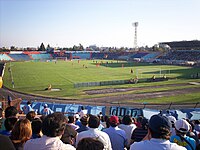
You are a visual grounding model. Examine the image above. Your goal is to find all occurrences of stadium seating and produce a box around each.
[91,53,105,59]
[0,54,12,61]
[72,53,91,59]
[130,52,149,59]
[160,40,200,50]
[8,54,31,61]
[30,54,52,60]
[158,50,200,61]
[142,52,160,60]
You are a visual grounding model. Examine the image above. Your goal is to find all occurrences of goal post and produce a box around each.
[136,68,164,79]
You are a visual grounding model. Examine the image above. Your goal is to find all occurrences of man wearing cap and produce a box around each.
[41,104,54,116]
[167,116,177,136]
[103,115,128,150]
[170,119,196,150]
[130,114,186,150]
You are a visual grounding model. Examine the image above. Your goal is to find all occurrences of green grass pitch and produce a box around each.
[3,60,200,103]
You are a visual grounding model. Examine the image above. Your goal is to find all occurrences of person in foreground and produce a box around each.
[77,137,104,150]
[170,119,196,150]
[24,112,76,150]
[76,114,112,150]
[130,114,187,150]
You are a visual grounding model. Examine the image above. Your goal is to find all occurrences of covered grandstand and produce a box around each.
[158,40,200,66]
[160,40,200,50]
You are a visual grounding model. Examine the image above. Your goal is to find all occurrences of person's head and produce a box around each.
[80,115,89,126]
[26,111,36,122]
[4,117,18,131]
[0,108,3,118]
[141,118,148,130]
[31,118,42,135]
[88,115,100,128]
[27,101,32,105]
[43,104,48,108]
[80,106,85,110]
[175,119,190,135]
[42,112,67,137]
[148,114,171,140]
[167,116,176,128]
[103,115,110,128]
[5,106,18,118]
[74,114,80,121]
[109,116,119,127]
[122,115,133,125]
[10,119,32,143]
[77,137,104,150]
[137,116,143,123]
[68,116,75,123]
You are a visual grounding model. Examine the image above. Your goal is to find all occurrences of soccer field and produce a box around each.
[3,60,200,105]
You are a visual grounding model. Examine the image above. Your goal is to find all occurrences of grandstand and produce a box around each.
[160,40,200,50]
[0,54,12,61]
[158,40,200,66]
[30,53,52,60]
[8,54,32,61]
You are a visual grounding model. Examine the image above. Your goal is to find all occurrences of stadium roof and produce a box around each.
[159,40,200,50]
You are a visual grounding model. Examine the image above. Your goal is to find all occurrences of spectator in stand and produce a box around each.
[97,114,105,131]
[74,113,81,127]
[77,137,104,150]
[167,115,177,136]
[26,111,36,122]
[134,116,143,128]
[31,118,43,139]
[40,104,54,116]
[76,115,89,133]
[170,119,196,150]
[0,106,18,131]
[10,118,32,150]
[0,134,15,150]
[79,106,88,118]
[0,117,18,136]
[7,95,12,106]
[186,120,200,148]
[194,120,200,133]
[130,117,148,144]
[76,114,112,150]
[0,108,3,119]
[22,101,34,115]
[68,115,79,130]
[24,112,76,150]
[130,114,186,150]
[103,115,128,150]
[118,115,137,148]
[61,117,78,146]
[103,115,110,128]
[5,106,18,119]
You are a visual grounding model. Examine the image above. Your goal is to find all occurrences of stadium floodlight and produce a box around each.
[132,22,139,50]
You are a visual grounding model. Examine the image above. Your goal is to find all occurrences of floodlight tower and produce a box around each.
[132,22,138,50]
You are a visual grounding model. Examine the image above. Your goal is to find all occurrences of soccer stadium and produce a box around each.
[0,40,200,119]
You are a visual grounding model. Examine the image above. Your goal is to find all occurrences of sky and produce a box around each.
[0,0,200,48]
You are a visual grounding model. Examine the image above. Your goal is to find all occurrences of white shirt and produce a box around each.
[68,123,79,130]
[118,123,136,147]
[130,138,187,150]
[24,135,76,150]
[76,128,112,150]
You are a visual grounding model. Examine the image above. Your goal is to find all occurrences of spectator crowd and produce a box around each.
[0,105,200,150]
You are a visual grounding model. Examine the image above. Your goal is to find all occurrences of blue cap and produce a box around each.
[149,115,170,133]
